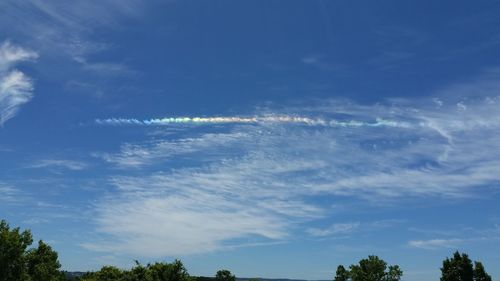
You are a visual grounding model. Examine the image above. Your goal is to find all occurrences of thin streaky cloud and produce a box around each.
[0,40,38,71]
[30,159,88,171]
[408,238,463,250]
[0,183,25,203]
[0,41,38,126]
[95,115,409,128]
[307,222,361,237]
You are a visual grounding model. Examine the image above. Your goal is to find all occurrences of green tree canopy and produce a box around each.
[333,265,349,281]
[441,251,473,281]
[0,219,33,281]
[81,259,192,281]
[214,270,235,281]
[95,266,124,281]
[334,255,402,281]
[26,240,64,281]
[148,260,191,281]
[473,261,492,281]
[0,219,64,281]
[440,251,492,281]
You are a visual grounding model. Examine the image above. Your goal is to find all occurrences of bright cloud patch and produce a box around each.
[0,41,38,126]
[30,159,88,171]
[307,222,361,237]
[88,93,500,257]
[408,238,463,250]
[95,115,408,128]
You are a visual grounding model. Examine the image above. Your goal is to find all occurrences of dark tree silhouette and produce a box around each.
[333,265,349,281]
[215,270,236,281]
[440,251,492,281]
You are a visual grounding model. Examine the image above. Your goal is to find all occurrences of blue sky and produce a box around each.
[1,1,500,280]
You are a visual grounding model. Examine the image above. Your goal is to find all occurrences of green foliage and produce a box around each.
[334,255,402,281]
[385,265,403,281]
[26,240,64,281]
[0,219,64,281]
[148,260,190,281]
[440,252,492,281]
[473,261,492,281]
[441,251,473,281]
[94,266,124,281]
[0,220,33,281]
[440,251,474,281]
[123,261,148,281]
[215,270,235,281]
[333,265,349,281]
[81,259,192,281]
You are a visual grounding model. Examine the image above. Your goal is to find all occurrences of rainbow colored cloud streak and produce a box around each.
[95,115,410,128]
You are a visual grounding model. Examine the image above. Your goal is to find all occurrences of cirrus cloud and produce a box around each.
[86,70,500,257]
[0,41,38,126]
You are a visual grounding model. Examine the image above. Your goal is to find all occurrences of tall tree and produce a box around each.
[333,265,349,281]
[26,240,64,281]
[440,251,474,281]
[473,261,492,281]
[0,219,33,281]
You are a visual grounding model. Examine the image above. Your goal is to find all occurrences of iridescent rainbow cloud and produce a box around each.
[95,115,410,128]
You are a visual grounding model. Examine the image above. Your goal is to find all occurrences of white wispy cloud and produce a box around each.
[408,239,463,250]
[0,41,38,126]
[30,159,88,171]
[307,222,361,237]
[84,156,324,256]
[73,56,136,77]
[0,1,141,82]
[0,183,23,203]
[307,219,405,238]
[408,224,500,251]
[95,132,250,168]
[88,71,500,257]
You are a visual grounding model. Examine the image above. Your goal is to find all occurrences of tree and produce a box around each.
[473,261,492,281]
[440,251,474,281]
[334,256,402,281]
[0,220,65,281]
[214,270,235,281]
[123,260,149,281]
[386,265,403,281]
[80,259,193,281]
[333,265,349,281]
[26,240,64,281]
[148,260,191,281]
[440,251,492,281]
[82,266,124,281]
[0,219,33,281]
